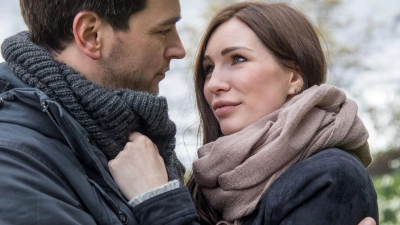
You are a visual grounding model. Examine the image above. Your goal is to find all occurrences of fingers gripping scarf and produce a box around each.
[193,84,372,222]
[1,31,183,180]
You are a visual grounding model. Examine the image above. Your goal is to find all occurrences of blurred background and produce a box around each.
[1,0,399,223]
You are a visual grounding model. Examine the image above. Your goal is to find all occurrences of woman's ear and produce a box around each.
[72,11,103,60]
[287,72,304,95]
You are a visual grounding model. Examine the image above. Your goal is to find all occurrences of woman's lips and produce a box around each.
[214,105,238,117]
[212,101,240,117]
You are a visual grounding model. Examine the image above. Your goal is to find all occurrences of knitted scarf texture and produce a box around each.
[192,84,372,223]
[1,31,182,180]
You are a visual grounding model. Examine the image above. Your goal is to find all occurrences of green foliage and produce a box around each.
[367,86,400,149]
[373,173,400,225]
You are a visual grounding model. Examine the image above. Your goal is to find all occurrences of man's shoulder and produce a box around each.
[0,86,83,175]
[0,116,77,178]
[0,63,13,92]
[0,62,29,90]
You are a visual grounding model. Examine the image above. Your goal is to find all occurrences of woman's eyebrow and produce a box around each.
[203,55,212,62]
[221,46,253,56]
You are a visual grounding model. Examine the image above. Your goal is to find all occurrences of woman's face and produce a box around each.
[203,18,301,135]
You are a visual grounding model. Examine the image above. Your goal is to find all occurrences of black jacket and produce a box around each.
[242,148,379,225]
[0,62,199,225]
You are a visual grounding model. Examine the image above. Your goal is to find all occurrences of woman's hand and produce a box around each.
[358,217,376,225]
[108,132,168,200]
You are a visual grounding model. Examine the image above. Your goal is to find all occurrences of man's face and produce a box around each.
[99,0,186,94]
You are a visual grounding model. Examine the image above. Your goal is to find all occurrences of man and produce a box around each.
[0,0,377,224]
[0,0,198,224]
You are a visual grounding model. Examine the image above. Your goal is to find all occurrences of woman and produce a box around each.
[186,2,378,224]
[108,2,378,225]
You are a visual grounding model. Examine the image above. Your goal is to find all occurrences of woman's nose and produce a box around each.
[206,68,230,94]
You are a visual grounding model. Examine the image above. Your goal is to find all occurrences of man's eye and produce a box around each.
[160,29,172,35]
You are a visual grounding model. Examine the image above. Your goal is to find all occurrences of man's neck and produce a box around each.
[53,43,98,83]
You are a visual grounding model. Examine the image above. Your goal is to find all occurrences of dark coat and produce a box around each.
[242,148,379,225]
[0,62,199,225]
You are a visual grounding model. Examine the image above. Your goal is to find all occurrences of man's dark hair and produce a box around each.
[19,0,147,53]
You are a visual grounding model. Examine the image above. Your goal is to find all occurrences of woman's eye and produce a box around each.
[204,65,214,74]
[233,55,246,63]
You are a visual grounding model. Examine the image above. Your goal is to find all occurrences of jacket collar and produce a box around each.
[0,62,122,198]
[0,63,30,91]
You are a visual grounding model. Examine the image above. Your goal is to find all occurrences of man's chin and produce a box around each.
[137,86,159,96]
[121,83,158,95]
[150,89,159,96]
[147,83,160,96]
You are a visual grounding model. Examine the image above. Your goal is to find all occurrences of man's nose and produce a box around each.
[165,26,186,60]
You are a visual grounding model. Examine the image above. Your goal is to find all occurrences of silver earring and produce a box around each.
[295,83,304,94]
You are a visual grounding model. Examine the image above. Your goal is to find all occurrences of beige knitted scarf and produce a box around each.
[192,84,372,223]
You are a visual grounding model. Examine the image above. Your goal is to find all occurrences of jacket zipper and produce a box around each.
[42,101,129,223]
[42,101,75,151]
[43,100,183,198]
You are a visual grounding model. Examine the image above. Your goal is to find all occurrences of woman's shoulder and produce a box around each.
[250,148,378,225]
[269,148,374,196]
[288,148,370,178]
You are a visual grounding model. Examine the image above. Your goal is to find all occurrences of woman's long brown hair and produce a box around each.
[188,2,327,224]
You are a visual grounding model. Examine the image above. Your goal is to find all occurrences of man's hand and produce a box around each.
[358,217,376,225]
[108,132,168,200]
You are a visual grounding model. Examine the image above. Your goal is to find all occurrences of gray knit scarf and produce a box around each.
[1,31,183,180]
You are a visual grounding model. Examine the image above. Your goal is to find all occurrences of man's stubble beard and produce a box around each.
[103,67,156,94]
[99,40,159,95]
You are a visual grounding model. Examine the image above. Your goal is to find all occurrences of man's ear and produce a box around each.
[73,11,103,60]
[287,72,304,95]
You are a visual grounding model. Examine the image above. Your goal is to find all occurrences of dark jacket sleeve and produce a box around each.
[133,187,200,225]
[244,148,379,225]
[0,140,200,225]
[0,143,98,225]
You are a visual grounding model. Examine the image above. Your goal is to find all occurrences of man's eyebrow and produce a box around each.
[158,15,182,26]
[221,46,253,56]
